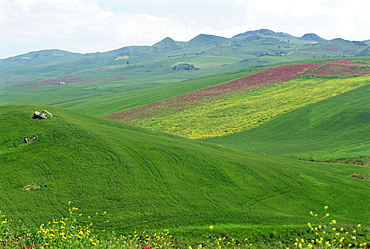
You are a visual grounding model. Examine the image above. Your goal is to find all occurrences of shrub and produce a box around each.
[351,173,369,180]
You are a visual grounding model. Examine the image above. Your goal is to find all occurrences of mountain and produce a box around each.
[1,29,369,99]
[182,34,229,50]
[146,37,183,54]
[330,38,368,47]
[300,33,326,42]
[357,47,370,57]
[231,34,288,45]
[232,29,292,39]
[364,39,370,46]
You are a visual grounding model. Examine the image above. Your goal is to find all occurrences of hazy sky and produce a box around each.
[1,0,370,58]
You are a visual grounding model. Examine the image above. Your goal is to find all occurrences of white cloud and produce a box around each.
[237,0,370,40]
[1,0,370,58]
[0,0,198,58]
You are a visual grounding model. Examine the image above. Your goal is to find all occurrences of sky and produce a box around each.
[1,0,370,58]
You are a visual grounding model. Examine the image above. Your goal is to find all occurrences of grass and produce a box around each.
[167,75,365,137]
[2,58,367,119]
[0,105,370,236]
[104,61,370,139]
[2,54,370,248]
[0,204,369,248]
[205,83,370,161]
[0,65,274,116]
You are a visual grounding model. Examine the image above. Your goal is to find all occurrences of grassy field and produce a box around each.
[1,105,370,236]
[104,60,370,139]
[0,65,274,116]
[1,207,369,248]
[205,83,370,161]
[2,58,368,119]
[2,54,370,247]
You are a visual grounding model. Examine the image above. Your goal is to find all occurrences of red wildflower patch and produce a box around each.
[324,46,340,52]
[310,60,370,76]
[15,77,128,87]
[104,62,325,124]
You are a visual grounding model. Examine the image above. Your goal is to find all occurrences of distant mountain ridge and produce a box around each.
[1,29,369,88]
[233,29,293,38]
[5,29,369,60]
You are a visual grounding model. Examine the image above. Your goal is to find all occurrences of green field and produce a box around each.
[101,60,370,140]
[1,105,370,233]
[0,65,273,116]
[205,83,370,161]
[1,35,370,247]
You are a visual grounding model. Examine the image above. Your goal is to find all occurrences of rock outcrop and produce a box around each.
[33,110,53,119]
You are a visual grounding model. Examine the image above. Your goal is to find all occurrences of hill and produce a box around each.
[104,59,370,139]
[300,33,326,42]
[1,105,370,233]
[232,29,293,39]
[146,37,184,54]
[1,29,369,90]
[183,34,229,50]
[205,83,370,161]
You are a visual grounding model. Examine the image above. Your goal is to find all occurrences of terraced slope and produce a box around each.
[1,105,370,232]
[104,60,370,138]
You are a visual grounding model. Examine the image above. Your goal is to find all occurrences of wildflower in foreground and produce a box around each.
[293,206,369,249]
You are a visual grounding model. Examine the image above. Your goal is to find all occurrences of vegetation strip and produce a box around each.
[103,62,323,124]
[104,60,370,138]
[0,205,369,248]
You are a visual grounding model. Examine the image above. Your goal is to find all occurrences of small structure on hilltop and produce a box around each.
[33,110,54,119]
[57,81,66,85]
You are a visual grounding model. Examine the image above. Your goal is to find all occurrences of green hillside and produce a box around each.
[104,59,370,139]
[0,64,274,116]
[205,83,370,161]
[2,29,370,248]
[2,29,369,91]
[1,105,370,234]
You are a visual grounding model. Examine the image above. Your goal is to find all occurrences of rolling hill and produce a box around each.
[1,105,370,234]
[205,83,370,161]
[103,59,370,139]
[1,29,369,90]
[2,28,370,246]
[97,58,370,167]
